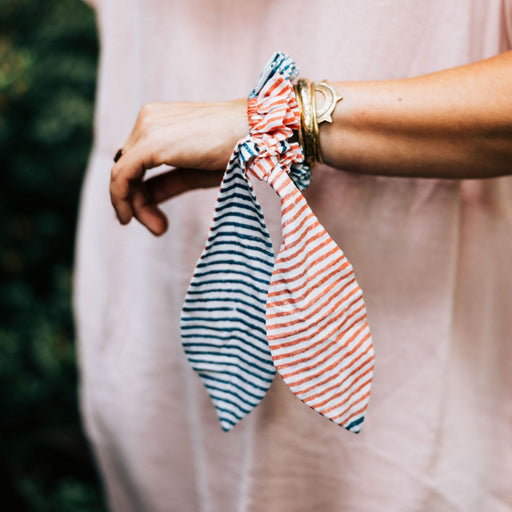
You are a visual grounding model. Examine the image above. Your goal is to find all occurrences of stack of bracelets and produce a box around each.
[293,80,343,167]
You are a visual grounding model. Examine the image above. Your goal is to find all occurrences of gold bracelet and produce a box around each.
[293,82,306,162]
[294,78,318,167]
[294,79,343,167]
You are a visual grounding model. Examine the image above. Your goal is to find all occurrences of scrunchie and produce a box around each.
[181,53,374,433]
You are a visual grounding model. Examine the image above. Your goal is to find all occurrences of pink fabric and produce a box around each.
[73,1,512,510]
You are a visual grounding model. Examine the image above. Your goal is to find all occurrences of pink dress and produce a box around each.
[74,1,512,510]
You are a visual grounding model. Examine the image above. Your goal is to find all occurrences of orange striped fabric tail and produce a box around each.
[264,170,375,433]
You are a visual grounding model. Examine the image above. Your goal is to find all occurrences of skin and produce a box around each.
[109,50,512,237]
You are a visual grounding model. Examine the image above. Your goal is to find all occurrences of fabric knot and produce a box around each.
[244,137,301,185]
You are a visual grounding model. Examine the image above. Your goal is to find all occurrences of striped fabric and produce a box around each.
[181,53,374,433]
[181,154,276,432]
[265,171,374,433]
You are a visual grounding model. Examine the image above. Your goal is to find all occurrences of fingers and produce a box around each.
[144,168,224,204]
[130,181,169,236]
[110,138,164,224]
[112,167,224,236]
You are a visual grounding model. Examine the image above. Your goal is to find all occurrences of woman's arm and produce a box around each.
[321,50,512,179]
[110,51,512,236]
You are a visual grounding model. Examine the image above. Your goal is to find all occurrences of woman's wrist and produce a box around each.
[224,97,250,148]
[317,81,397,174]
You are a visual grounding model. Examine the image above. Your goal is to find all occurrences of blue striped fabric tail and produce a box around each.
[181,147,276,431]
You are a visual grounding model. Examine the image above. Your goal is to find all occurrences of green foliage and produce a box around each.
[0,0,106,509]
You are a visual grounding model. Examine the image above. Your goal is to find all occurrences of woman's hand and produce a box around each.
[110,99,248,236]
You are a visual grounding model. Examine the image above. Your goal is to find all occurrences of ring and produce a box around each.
[113,148,124,163]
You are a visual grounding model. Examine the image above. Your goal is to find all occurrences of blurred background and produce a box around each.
[0,0,107,509]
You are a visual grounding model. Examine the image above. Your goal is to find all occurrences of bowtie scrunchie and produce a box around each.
[181,52,375,433]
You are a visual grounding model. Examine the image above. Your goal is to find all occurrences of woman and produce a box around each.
[75,0,512,510]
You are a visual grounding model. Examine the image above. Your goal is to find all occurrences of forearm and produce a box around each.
[320,51,512,179]
[110,52,512,235]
